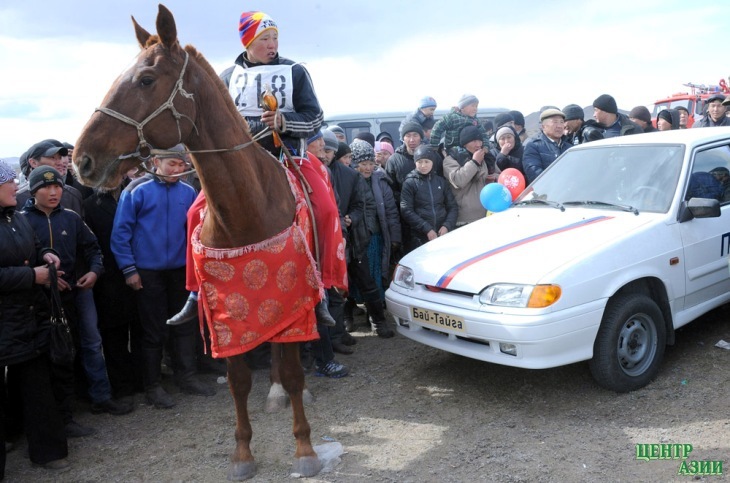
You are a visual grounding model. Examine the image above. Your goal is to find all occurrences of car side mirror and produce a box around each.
[678,197,721,222]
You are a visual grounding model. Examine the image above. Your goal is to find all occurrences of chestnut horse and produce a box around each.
[73,5,322,480]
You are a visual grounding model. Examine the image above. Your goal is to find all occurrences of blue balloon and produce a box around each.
[480,183,512,213]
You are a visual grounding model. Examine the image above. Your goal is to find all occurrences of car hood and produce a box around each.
[399,208,657,293]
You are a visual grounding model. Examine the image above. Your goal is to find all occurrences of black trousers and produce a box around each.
[1,355,67,476]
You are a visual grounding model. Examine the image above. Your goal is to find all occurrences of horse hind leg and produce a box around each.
[266,345,314,412]
[225,355,256,481]
[275,342,322,477]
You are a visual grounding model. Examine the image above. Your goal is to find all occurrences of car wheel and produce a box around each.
[589,293,666,392]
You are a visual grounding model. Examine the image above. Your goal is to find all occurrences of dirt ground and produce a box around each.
[4,305,729,482]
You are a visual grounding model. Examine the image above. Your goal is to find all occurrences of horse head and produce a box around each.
[74,4,197,187]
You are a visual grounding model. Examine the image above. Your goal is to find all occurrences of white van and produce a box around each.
[323,107,507,148]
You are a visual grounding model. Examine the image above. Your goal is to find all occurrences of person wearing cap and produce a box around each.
[694,94,730,128]
[386,121,427,204]
[16,140,83,216]
[562,104,586,144]
[111,144,215,409]
[22,166,134,422]
[0,160,71,473]
[523,108,574,184]
[335,142,353,167]
[674,106,690,129]
[400,145,458,253]
[398,96,438,139]
[656,109,680,131]
[328,125,347,143]
[628,106,657,133]
[429,94,488,154]
[344,140,400,338]
[490,125,525,175]
[322,129,339,165]
[220,11,323,157]
[443,125,499,226]
[374,141,394,171]
[592,94,643,138]
[509,110,528,143]
[376,131,395,147]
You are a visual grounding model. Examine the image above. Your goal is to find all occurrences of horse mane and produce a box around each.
[183,44,251,136]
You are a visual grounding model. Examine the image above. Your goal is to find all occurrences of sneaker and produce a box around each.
[315,360,349,378]
[145,385,176,409]
[91,398,135,416]
[65,420,97,438]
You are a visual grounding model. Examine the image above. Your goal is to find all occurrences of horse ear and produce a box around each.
[132,16,151,48]
[155,4,178,49]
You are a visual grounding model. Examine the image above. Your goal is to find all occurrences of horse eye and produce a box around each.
[140,76,154,87]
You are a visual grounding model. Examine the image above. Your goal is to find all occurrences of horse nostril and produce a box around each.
[77,155,94,179]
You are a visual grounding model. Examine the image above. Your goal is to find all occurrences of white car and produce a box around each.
[386,127,730,392]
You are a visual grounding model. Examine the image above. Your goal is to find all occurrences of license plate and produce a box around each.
[411,306,465,332]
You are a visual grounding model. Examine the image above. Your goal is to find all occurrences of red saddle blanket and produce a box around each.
[191,170,322,358]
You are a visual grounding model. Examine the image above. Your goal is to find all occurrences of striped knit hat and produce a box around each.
[239,12,278,48]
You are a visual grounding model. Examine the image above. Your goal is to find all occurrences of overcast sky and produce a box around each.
[0,0,726,158]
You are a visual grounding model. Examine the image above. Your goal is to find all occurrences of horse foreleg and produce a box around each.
[276,342,322,477]
[226,354,256,481]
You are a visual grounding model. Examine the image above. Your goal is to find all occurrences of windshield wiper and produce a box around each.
[514,199,565,212]
[563,200,639,215]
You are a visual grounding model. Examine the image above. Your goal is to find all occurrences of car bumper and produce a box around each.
[385,287,605,369]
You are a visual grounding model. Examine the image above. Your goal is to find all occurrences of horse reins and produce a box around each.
[94,48,322,268]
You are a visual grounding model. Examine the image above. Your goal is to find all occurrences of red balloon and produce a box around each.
[497,168,526,200]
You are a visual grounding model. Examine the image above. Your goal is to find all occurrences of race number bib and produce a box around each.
[228,64,295,117]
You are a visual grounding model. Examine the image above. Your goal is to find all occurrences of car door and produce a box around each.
[679,143,730,310]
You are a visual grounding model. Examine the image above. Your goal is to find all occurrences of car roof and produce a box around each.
[573,126,730,150]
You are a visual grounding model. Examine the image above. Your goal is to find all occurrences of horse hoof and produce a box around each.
[227,460,256,481]
[264,394,288,413]
[302,388,315,406]
[291,456,322,477]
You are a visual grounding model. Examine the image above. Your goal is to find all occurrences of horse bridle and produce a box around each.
[94,50,265,170]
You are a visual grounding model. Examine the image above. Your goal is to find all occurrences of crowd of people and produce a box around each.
[3,8,730,477]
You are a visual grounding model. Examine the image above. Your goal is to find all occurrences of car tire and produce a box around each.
[589,293,666,392]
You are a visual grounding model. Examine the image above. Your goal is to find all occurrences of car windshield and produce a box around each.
[517,144,685,213]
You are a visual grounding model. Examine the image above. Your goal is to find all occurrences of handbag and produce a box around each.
[47,264,76,366]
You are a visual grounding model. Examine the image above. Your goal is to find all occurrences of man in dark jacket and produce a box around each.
[386,121,427,204]
[523,109,574,184]
[694,94,730,128]
[628,106,657,133]
[592,94,643,138]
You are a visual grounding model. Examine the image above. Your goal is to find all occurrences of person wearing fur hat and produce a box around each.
[592,94,643,138]
[429,94,489,154]
[694,94,730,128]
[656,108,680,131]
[443,126,499,226]
[629,106,656,133]
[523,109,574,184]
[398,96,438,138]
[400,145,458,252]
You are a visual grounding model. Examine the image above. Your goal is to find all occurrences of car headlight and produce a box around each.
[479,284,561,308]
[392,265,415,290]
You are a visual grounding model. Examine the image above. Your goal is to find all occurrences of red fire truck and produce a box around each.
[651,79,730,128]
